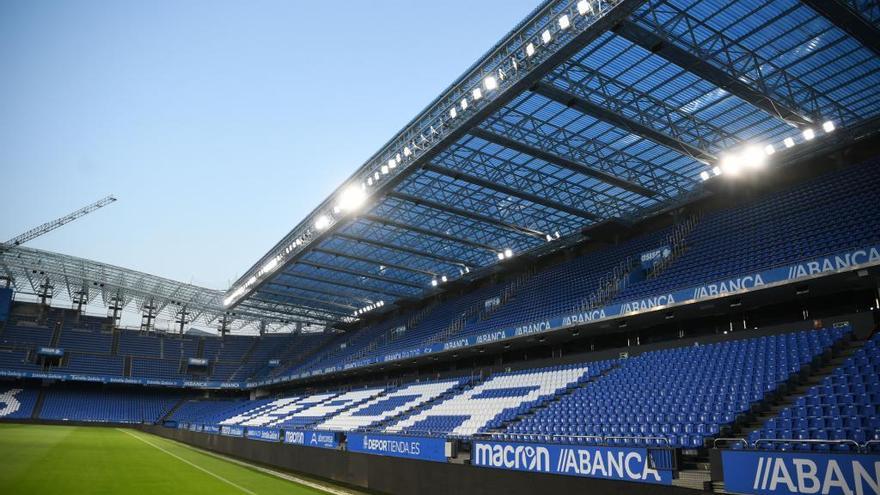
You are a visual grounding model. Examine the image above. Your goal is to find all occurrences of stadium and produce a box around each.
[2,0,880,494]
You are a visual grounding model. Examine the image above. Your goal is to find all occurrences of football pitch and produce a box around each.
[0,424,353,495]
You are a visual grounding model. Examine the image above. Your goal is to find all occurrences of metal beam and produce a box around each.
[423,162,602,222]
[313,246,438,277]
[276,271,411,299]
[238,298,342,323]
[469,127,659,197]
[799,0,880,57]
[332,233,472,268]
[387,191,548,240]
[296,258,424,290]
[361,214,501,252]
[614,21,813,126]
[255,288,358,312]
[267,280,372,304]
[532,82,716,162]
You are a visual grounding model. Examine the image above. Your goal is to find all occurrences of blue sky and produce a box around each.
[0,0,540,290]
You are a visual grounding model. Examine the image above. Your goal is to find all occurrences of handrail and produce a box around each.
[481,431,671,447]
[753,438,863,451]
[713,437,749,449]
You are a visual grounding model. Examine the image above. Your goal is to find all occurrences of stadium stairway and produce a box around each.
[160,396,191,423]
[111,331,119,356]
[30,387,46,420]
[722,332,866,445]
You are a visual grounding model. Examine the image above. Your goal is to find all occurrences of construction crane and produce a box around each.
[4,195,117,247]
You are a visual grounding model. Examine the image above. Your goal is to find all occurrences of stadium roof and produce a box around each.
[225,0,880,325]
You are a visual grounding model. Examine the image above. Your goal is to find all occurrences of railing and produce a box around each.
[713,436,873,452]
[646,211,701,280]
[574,256,635,313]
[480,431,672,447]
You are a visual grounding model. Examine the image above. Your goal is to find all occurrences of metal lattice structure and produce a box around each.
[5,195,117,247]
[225,0,880,323]
[0,245,326,334]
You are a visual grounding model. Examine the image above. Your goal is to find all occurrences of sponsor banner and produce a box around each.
[346,433,447,463]
[220,425,245,437]
[283,430,340,449]
[246,427,281,442]
[722,450,880,495]
[177,422,189,430]
[203,425,221,435]
[472,441,673,486]
[640,245,671,269]
[268,359,280,367]
[0,369,245,389]
[187,358,209,366]
[37,347,65,357]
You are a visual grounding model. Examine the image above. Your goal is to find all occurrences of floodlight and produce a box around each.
[472,87,483,100]
[337,185,367,212]
[720,154,741,175]
[577,0,592,15]
[314,215,331,231]
[764,144,775,155]
[558,15,570,30]
[381,165,389,175]
[541,29,552,44]
[546,234,553,242]
[504,248,513,258]
[822,121,835,133]
[497,252,505,260]
[712,166,722,176]
[525,43,536,57]
[403,146,412,157]
[460,98,468,110]
[700,171,710,181]
[742,145,765,168]
[484,76,498,91]
[449,107,457,119]
[783,137,795,148]
[441,275,448,283]
[431,279,438,287]
[802,128,815,141]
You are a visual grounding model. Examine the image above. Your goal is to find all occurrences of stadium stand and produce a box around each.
[747,332,880,452]
[0,387,39,419]
[38,387,184,423]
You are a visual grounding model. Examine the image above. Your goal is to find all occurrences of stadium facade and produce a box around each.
[3,0,880,493]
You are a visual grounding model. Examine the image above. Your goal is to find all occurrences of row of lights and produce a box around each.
[352,300,384,317]
[700,121,836,181]
[225,1,603,306]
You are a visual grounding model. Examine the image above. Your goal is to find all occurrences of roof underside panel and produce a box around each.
[234,0,880,324]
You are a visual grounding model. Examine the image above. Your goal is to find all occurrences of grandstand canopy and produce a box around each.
[226,0,880,325]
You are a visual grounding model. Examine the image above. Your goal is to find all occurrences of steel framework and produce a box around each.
[223,0,880,324]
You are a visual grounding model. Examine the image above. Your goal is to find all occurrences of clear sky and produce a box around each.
[0,0,540,290]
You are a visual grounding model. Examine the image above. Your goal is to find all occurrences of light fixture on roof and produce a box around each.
[525,43,536,58]
[720,154,742,176]
[546,234,553,242]
[802,128,815,141]
[541,29,552,44]
[558,14,570,30]
[783,137,796,148]
[337,185,367,213]
[700,170,710,181]
[472,87,483,100]
[484,76,498,91]
[367,177,373,186]
[504,248,513,259]
[460,98,468,111]
[380,165,389,175]
[742,145,766,169]
[403,146,412,157]
[497,252,505,261]
[388,158,397,170]
[431,279,438,287]
[712,166,722,176]
[441,275,448,283]
[822,120,836,133]
[764,144,775,156]
[554,231,560,239]
[577,0,593,15]
[314,215,331,231]
[449,107,457,119]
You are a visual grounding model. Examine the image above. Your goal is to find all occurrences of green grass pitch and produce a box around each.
[0,424,342,495]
